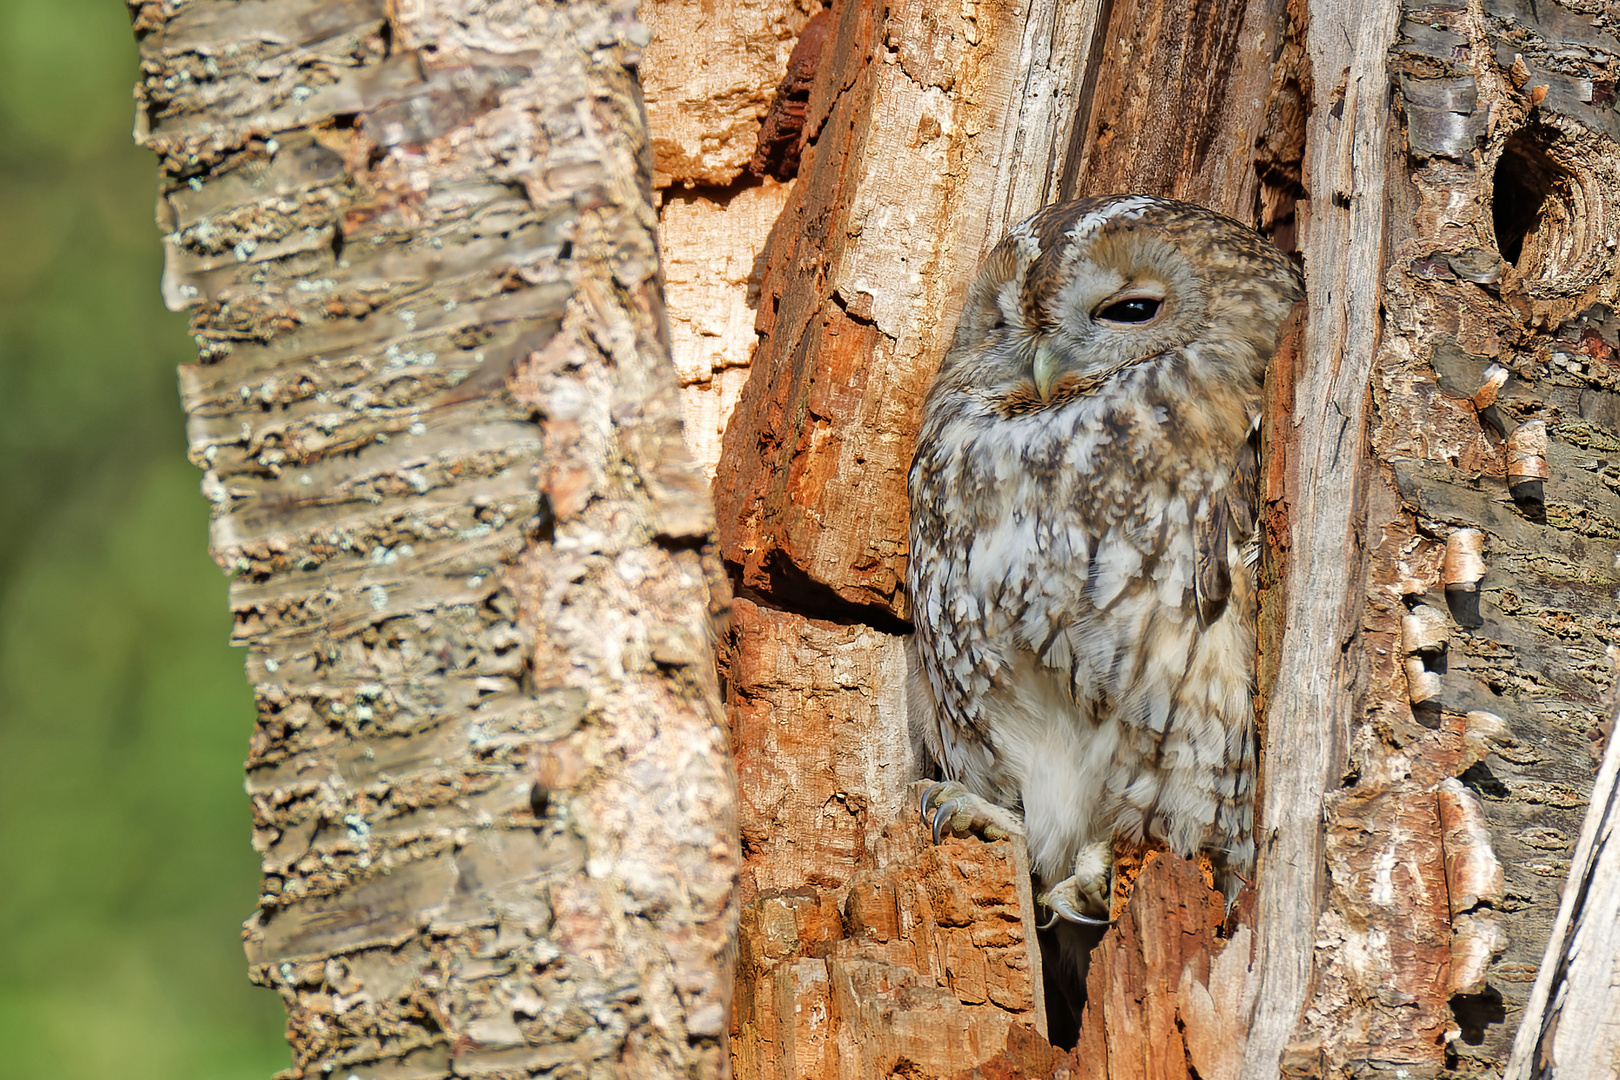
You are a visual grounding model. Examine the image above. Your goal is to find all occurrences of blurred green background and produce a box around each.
[0,0,287,1076]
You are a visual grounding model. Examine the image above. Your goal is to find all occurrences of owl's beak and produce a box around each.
[1031,342,1059,399]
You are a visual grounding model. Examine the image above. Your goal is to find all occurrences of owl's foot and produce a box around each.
[919,781,1023,846]
[1038,841,1115,927]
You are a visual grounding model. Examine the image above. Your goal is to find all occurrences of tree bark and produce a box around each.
[130,1,736,1077]
[1506,704,1620,1080]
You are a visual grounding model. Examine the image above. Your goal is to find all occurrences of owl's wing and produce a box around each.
[1193,418,1260,628]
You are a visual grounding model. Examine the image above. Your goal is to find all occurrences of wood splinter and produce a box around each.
[1505,420,1549,517]
[1443,528,1486,628]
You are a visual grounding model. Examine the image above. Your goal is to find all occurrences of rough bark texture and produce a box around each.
[1288,0,1620,1074]
[731,805,1047,1080]
[130,1,736,1077]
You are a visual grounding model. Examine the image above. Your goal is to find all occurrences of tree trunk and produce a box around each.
[1506,699,1620,1080]
[134,0,1620,1074]
[130,1,736,1077]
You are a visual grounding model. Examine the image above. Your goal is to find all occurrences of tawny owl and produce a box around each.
[908,195,1302,1004]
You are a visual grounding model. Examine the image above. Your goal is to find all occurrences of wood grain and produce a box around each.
[1242,1,1400,1075]
[1064,0,1292,221]
[1506,703,1620,1080]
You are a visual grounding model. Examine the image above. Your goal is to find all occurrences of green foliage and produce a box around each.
[0,0,286,1075]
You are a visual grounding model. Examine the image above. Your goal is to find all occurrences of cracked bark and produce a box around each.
[131,1,735,1077]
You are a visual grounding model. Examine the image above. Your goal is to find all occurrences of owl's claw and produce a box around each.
[919,783,945,823]
[1038,895,1114,928]
[931,798,961,844]
[917,780,1022,845]
[1037,839,1115,926]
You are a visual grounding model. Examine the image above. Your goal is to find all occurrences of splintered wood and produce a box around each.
[1072,855,1259,1080]
[722,603,1054,1077]
[1506,701,1620,1080]
[641,0,810,480]
[732,813,1047,1080]
[640,0,820,187]
[648,0,1118,1073]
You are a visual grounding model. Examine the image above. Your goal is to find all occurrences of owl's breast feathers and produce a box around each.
[910,360,1255,732]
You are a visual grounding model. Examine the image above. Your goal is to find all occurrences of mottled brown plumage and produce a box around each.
[908,195,1302,1022]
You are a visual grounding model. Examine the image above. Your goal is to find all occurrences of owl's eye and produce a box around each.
[1094,296,1163,324]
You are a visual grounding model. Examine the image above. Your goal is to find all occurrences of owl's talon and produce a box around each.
[1037,840,1114,925]
[915,780,1023,845]
[1040,894,1115,927]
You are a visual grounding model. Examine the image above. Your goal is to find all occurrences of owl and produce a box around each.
[908,195,1302,1018]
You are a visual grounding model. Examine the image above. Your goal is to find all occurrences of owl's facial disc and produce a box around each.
[1029,281,1172,398]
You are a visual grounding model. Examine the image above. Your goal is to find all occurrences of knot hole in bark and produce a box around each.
[1490,129,1574,276]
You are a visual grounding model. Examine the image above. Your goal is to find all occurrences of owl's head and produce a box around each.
[935,196,1303,412]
